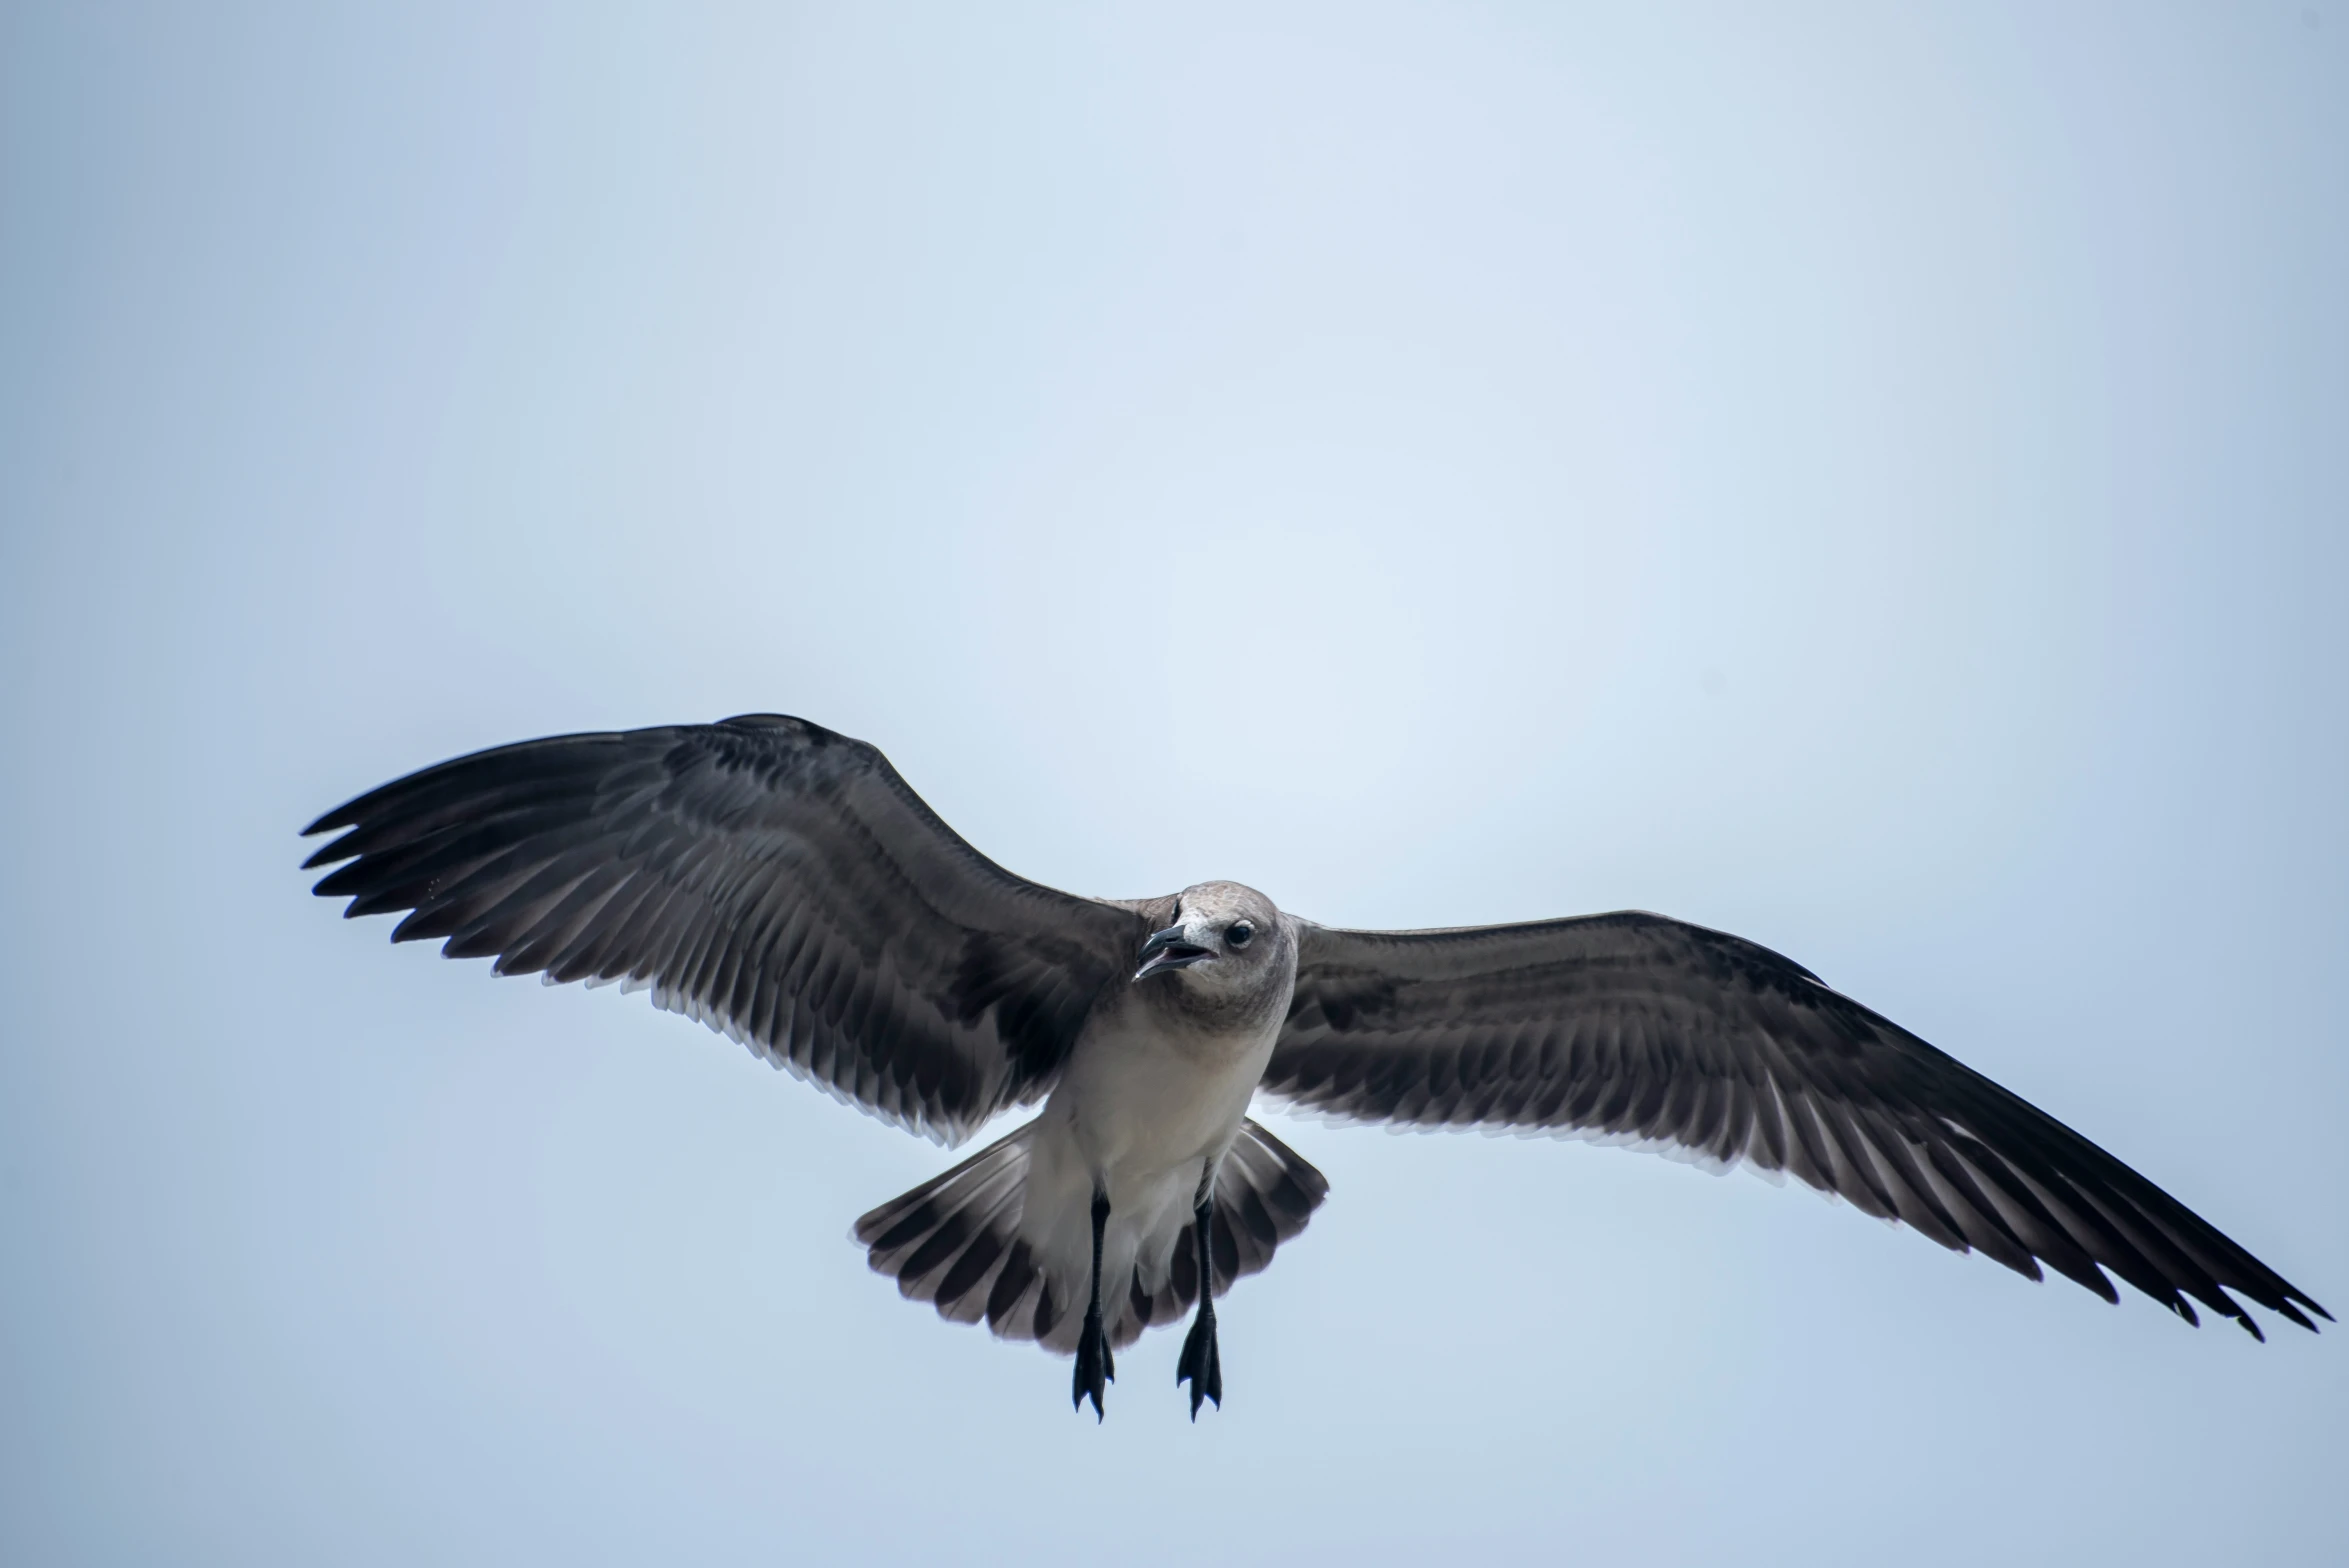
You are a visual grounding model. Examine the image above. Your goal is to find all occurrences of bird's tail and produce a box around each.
[853,1117,1328,1353]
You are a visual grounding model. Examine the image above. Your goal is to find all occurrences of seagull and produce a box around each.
[302,712,2325,1419]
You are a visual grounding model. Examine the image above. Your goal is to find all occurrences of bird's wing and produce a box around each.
[1264,911,2325,1337]
[303,714,1143,1144]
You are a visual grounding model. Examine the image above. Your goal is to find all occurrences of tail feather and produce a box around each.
[853,1117,1328,1354]
[854,1122,1046,1336]
[1130,1118,1328,1333]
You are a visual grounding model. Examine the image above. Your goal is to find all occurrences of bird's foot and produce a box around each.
[1177,1303,1222,1419]
[1072,1305,1114,1420]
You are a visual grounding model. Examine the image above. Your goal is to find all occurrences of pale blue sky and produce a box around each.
[3,4,2343,1563]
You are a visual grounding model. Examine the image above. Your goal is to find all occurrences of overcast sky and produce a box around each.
[4,4,2344,1563]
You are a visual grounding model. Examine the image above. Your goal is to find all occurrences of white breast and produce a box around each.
[1015,984,1288,1309]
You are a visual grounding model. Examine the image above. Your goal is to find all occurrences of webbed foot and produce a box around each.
[1176,1300,1222,1419]
[1073,1306,1114,1420]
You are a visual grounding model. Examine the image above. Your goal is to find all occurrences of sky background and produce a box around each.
[4,3,2344,1563]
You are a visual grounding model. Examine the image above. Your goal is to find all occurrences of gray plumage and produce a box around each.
[302,712,2324,1415]
[305,713,1130,1143]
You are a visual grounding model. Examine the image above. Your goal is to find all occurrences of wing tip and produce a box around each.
[301,837,357,872]
[2269,1292,2327,1334]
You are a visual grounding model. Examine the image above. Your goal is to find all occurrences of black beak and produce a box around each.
[1135,924,1212,981]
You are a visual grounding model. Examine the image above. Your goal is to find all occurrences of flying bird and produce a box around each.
[302,713,2325,1419]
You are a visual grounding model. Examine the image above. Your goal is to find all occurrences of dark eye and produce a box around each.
[1227,922,1254,949]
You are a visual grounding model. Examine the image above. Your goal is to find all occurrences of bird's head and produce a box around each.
[1133,882,1290,1005]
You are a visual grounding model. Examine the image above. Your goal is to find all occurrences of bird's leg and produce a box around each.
[1176,1172,1223,1419]
[1073,1186,1114,1420]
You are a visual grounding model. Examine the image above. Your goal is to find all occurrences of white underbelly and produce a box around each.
[1016,1013,1277,1299]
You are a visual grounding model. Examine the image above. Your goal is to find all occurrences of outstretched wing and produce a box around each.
[1263,912,2325,1338]
[303,714,1143,1144]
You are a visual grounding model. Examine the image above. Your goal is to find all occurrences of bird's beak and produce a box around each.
[1135,924,1212,981]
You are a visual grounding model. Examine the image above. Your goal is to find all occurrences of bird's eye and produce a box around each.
[1227,922,1254,948]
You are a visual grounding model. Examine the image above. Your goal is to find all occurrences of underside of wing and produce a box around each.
[303,714,1143,1143]
[1264,912,2326,1338]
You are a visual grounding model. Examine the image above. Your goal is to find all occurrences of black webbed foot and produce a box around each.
[1176,1299,1222,1418]
[1073,1305,1114,1420]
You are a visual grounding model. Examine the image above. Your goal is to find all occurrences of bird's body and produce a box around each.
[1013,885,1296,1356]
[302,712,2326,1418]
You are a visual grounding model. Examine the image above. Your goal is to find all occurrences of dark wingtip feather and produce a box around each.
[389,905,463,943]
[2080,1263,2120,1305]
[303,775,416,836]
[301,838,357,871]
[308,861,379,901]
